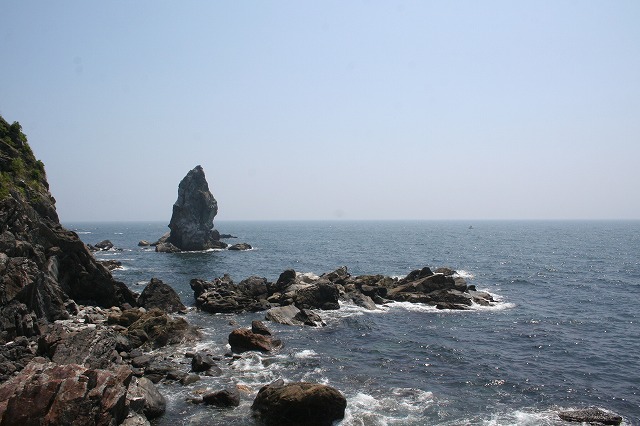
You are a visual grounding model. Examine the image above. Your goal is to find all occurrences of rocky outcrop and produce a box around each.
[0,115,137,346]
[191,266,497,323]
[252,379,347,426]
[162,166,226,251]
[190,276,270,313]
[558,408,622,425]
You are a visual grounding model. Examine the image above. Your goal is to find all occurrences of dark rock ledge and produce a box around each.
[190,265,497,325]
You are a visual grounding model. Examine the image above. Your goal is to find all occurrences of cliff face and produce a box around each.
[166,165,226,251]
[0,115,137,342]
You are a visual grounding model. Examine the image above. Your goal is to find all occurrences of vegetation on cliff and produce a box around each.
[0,115,48,200]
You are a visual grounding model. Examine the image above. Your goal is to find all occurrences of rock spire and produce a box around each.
[165,165,226,251]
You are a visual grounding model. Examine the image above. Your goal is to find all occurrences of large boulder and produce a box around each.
[124,308,199,349]
[127,376,166,419]
[252,380,347,426]
[137,278,186,313]
[0,359,132,425]
[165,165,227,251]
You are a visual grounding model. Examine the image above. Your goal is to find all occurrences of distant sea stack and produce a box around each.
[157,165,227,252]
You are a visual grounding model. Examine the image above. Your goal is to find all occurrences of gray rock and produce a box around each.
[265,305,325,327]
[165,165,227,251]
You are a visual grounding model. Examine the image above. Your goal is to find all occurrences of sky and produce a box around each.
[1,1,639,221]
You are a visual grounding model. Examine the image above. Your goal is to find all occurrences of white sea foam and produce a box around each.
[454,269,475,279]
[341,388,434,426]
[294,349,318,359]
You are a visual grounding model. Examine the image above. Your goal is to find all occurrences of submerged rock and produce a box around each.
[165,165,227,251]
[252,380,347,426]
[228,242,253,251]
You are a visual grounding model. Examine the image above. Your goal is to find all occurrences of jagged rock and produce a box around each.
[137,278,186,313]
[558,407,622,425]
[294,281,340,310]
[202,388,241,407]
[228,242,252,251]
[164,165,227,251]
[37,323,122,369]
[0,359,132,425]
[252,380,347,426]
[228,328,281,353]
[137,240,151,247]
[265,305,325,327]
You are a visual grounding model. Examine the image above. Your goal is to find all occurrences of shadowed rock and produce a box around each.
[137,278,186,313]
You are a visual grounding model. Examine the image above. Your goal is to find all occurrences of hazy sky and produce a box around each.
[2,1,639,221]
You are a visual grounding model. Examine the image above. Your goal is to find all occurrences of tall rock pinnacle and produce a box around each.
[166,165,226,251]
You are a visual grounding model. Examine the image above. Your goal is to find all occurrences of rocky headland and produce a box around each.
[0,117,198,424]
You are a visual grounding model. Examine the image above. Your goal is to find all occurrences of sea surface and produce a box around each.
[69,220,640,425]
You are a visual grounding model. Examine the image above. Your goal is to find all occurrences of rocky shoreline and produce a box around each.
[0,115,627,425]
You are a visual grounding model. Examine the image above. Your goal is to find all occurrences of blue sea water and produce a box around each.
[69,220,640,425]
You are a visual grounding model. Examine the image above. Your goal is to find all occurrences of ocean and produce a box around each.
[69,220,640,425]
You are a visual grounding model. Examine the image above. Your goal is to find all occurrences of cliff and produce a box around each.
[0,115,137,342]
